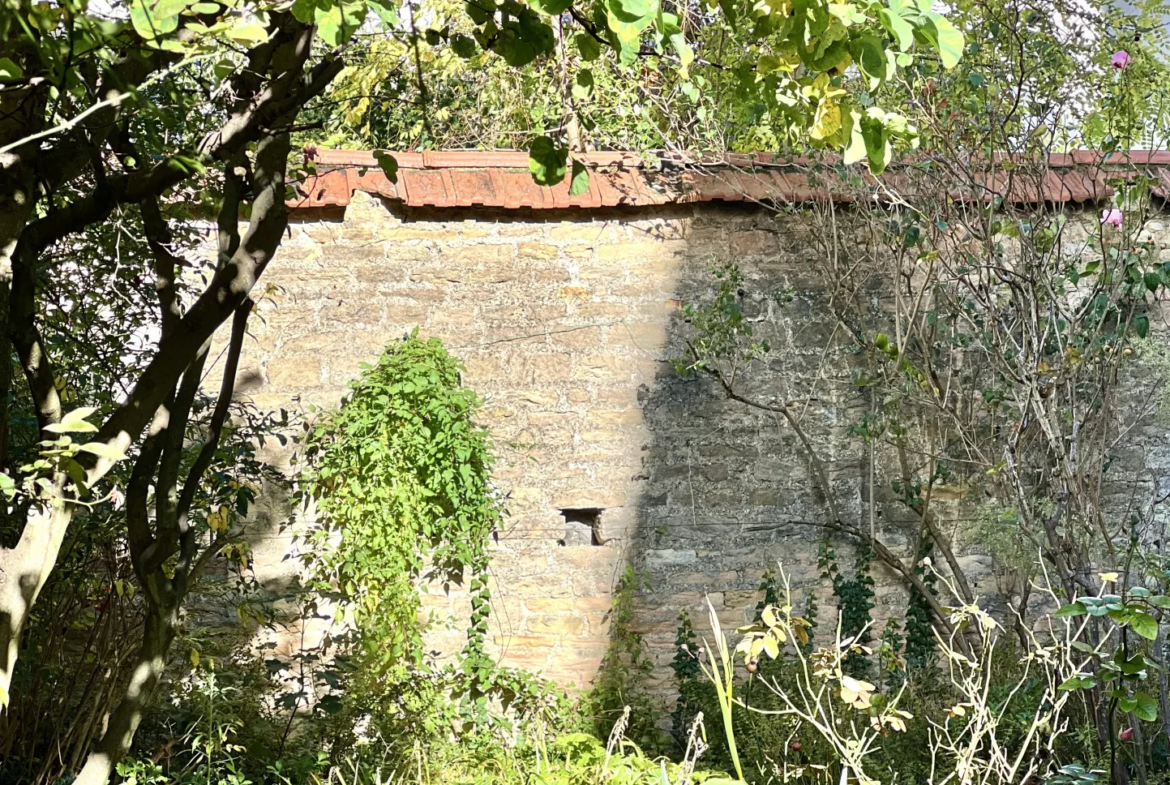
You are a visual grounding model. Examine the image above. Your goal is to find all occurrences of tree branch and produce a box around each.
[175,298,251,596]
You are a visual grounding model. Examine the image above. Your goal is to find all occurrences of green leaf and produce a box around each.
[450,33,478,58]
[879,8,914,51]
[227,21,271,45]
[374,151,399,183]
[669,31,694,73]
[922,11,964,69]
[854,34,888,85]
[1135,691,1159,722]
[572,69,594,100]
[608,0,655,24]
[64,458,89,490]
[130,0,183,39]
[530,0,572,14]
[1058,674,1097,691]
[1128,610,1159,641]
[843,110,866,166]
[1134,313,1149,339]
[0,58,23,80]
[1055,602,1087,618]
[576,32,602,61]
[527,136,567,186]
[315,1,366,47]
[78,441,129,462]
[291,0,320,22]
[370,0,400,27]
[465,0,493,25]
[569,159,590,197]
[213,58,236,79]
[860,111,891,174]
[45,407,99,434]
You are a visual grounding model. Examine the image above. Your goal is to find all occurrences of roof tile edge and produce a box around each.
[288,149,1170,211]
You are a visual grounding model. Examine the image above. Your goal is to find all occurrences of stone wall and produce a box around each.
[220,189,1170,695]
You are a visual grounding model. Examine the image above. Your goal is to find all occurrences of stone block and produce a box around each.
[518,242,560,260]
[573,354,635,382]
[645,549,698,568]
[525,614,586,636]
[549,222,616,242]
[573,596,614,613]
[524,597,576,613]
[266,357,322,388]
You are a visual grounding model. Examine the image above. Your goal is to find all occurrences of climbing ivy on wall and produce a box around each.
[299,332,500,676]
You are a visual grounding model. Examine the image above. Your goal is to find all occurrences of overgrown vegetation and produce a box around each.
[3,0,1170,781]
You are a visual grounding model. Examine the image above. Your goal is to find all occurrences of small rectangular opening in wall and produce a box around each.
[559,508,604,546]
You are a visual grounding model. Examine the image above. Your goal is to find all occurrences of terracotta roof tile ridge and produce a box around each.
[288,148,1170,211]
[312,148,1170,170]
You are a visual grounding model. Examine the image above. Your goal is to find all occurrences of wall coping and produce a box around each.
[289,149,1170,212]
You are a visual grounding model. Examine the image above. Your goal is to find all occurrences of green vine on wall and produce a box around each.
[669,610,701,750]
[298,332,500,680]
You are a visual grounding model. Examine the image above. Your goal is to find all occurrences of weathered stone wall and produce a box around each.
[222,191,1170,695]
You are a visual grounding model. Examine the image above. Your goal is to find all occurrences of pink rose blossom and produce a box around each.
[1101,208,1123,228]
[1112,50,1132,69]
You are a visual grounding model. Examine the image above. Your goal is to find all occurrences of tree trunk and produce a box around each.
[0,495,74,702]
[73,601,176,785]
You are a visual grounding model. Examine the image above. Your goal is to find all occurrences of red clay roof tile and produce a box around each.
[287,149,1170,212]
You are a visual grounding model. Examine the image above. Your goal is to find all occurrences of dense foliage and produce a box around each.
[298,333,499,674]
[3,0,1170,781]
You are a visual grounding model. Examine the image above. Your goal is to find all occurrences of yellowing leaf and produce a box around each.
[839,676,875,709]
[810,96,842,141]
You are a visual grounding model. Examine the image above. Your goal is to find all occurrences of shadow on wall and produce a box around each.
[205,194,939,704]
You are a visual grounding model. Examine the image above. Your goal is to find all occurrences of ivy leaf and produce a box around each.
[1128,610,1158,641]
[374,151,399,183]
[1135,691,1159,722]
[528,136,567,186]
[1058,674,1098,691]
[569,159,590,197]
[1055,601,1087,618]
